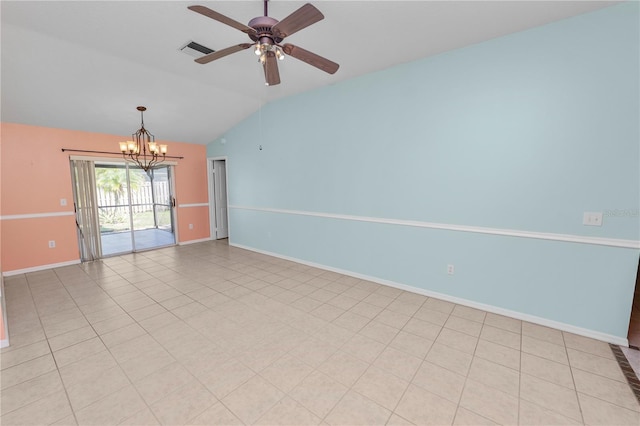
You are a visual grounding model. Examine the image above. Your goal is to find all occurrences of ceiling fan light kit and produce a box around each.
[188,1,339,86]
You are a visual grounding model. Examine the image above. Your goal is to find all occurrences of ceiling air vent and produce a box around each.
[180,41,215,58]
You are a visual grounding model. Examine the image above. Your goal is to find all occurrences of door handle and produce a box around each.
[171,197,176,208]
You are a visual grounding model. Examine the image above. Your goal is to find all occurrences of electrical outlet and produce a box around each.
[60,198,67,206]
[583,212,603,226]
[188,224,194,230]
[48,240,56,248]
[447,264,454,275]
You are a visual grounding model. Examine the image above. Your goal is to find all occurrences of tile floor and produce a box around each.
[1,240,639,425]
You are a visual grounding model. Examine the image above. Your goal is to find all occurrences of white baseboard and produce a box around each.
[230,242,628,347]
[178,237,213,246]
[2,259,81,277]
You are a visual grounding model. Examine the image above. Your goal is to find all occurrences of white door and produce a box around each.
[213,160,229,239]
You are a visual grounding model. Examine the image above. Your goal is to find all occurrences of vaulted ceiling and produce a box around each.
[1,1,615,145]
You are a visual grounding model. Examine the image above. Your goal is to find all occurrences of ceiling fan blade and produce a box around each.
[263,51,281,86]
[188,5,256,35]
[195,44,252,64]
[271,3,324,39]
[282,44,339,74]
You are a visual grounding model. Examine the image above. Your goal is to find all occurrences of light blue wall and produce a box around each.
[208,3,640,339]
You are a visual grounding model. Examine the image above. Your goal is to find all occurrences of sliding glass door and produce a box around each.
[93,162,175,256]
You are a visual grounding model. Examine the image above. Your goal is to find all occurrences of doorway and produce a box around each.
[96,162,176,256]
[71,159,176,259]
[209,158,229,240]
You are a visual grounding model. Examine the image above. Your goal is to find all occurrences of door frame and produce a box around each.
[207,156,230,240]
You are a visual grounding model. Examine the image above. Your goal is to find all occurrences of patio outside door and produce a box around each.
[96,162,176,256]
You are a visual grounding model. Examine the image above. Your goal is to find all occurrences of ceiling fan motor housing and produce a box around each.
[248,16,283,44]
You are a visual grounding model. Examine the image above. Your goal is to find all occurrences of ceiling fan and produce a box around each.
[188,1,339,86]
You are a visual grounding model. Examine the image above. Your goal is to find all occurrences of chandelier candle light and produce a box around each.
[119,106,168,172]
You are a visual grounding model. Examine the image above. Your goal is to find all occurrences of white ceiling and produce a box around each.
[1,1,616,145]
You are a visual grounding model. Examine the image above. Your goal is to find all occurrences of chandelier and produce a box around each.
[119,106,167,172]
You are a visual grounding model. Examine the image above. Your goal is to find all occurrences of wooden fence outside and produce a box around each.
[97,182,170,213]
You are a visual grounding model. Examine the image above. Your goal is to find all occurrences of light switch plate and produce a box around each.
[583,212,603,226]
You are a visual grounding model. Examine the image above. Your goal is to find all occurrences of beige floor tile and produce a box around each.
[403,317,442,340]
[452,407,497,425]
[578,392,640,425]
[288,337,340,368]
[362,293,394,308]
[311,303,345,322]
[479,324,520,350]
[390,331,434,359]
[459,379,518,425]
[451,305,486,323]
[349,301,384,319]
[423,298,455,315]
[520,373,583,421]
[325,390,391,425]
[518,399,583,425]
[341,333,386,363]
[99,322,147,348]
[65,365,130,411]
[118,346,176,382]
[58,350,117,389]
[90,314,136,335]
[567,348,626,382]
[314,323,354,346]
[359,320,400,345]
[411,361,466,403]
[53,337,106,368]
[521,334,568,364]
[74,385,147,425]
[386,413,415,425]
[413,307,450,327]
[47,326,97,352]
[373,346,422,382]
[396,384,457,425]
[188,402,244,425]
[484,313,521,333]
[522,322,565,346]
[290,370,348,418]
[150,380,217,425]
[118,408,160,425]
[435,328,478,354]
[468,356,519,396]
[51,414,78,426]
[474,339,520,370]
[109,333,164,363]
[374,309,411,329]
[255,396,322,425]
[521,352,574,389]
[1,370,65,415]
[318,350,369,387]
[0,340,51,370]
[353,366,410,410]
[0,388,73,426]
[425,342,473,376]
[332,311,371,332]
[198,358,256,399]
[445,315,483,337]
[138,311,179,332]
[386,300,421,316]
[572,368,640,412]
[222,375,285,424]
[0,353,56,390]
[134,362,196,404]
[563,332,615,359]
[260,354,314,393]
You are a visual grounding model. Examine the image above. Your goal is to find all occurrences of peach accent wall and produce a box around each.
[1,122,209,273]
